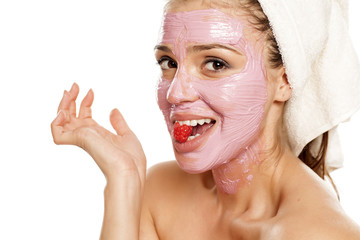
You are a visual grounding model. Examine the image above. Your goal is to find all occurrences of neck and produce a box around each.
[210,142,293,219]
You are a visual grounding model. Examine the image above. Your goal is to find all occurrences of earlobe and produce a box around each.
[275,70,292,102]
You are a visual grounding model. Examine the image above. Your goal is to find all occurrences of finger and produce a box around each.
[51,111,71,145]
[69,101,76,118]
[52,110,65,126]
[110,108,131,136]
[57,90,71,114]
[69,83,80,118]
[57,83,79,113]
[79,89,94,119]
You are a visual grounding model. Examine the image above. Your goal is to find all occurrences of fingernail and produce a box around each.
[71,82,78,91]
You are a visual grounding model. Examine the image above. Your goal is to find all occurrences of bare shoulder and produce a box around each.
[146,160,187,183]
[143,161,203,209]
[268,163,360,240]
[140,161,191,239]
[270,209,360,240]
[141,161,208,239]
[145,161,196,193]
[144,161,179,204]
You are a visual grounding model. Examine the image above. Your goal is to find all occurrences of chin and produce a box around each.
[174,151,225,174]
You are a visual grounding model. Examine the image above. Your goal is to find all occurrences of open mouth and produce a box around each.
[173,118,216,143]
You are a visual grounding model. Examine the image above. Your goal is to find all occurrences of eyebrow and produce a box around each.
[154,43,242,55]
[189,44,241,54]
[154,45,172,53]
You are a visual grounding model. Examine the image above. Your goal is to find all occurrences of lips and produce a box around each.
[174,118,214,141]
[172,116,217,152]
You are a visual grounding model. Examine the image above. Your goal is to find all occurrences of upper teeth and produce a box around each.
[176,118,212,127]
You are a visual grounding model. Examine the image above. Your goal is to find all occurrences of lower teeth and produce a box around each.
[187,133,200,142]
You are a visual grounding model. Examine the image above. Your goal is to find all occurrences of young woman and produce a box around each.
[51,0,360,239]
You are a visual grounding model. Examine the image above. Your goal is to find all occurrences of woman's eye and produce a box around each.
[204,59,230,72]
[158,57,177,70]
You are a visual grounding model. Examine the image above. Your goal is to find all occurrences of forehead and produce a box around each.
[160,9,245,46]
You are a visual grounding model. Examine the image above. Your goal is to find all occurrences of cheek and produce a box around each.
[157,78,172,131]
[192,67,268,157]
[194,73,267,121]
[221,78,267,144]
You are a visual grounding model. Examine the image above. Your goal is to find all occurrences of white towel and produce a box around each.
[257,0,360,170]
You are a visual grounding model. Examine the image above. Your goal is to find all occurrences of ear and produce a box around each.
[274,68,292,102]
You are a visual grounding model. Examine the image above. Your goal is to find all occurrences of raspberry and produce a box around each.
[173,122,193,143]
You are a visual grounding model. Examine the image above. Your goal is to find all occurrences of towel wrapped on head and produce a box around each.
[257,0,360,170]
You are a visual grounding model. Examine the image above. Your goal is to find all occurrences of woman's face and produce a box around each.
[155,6,268,174]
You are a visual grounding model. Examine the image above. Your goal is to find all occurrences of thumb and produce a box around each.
[110,108,131,136]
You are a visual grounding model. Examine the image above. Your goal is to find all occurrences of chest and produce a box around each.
[154,193,274,240]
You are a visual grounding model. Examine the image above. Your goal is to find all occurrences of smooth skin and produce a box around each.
[51,1,360,239]
[51,84,146,239]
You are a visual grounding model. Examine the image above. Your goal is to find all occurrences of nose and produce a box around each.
[166,67,199,105]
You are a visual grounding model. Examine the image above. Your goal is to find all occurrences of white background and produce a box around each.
[0,0,359,239]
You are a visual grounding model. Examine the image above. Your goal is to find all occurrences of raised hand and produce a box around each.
[51,83,146,185]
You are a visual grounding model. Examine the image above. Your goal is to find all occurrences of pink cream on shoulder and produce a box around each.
[157,9,268,194]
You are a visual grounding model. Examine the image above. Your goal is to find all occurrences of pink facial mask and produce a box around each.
[157,9,268,193]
